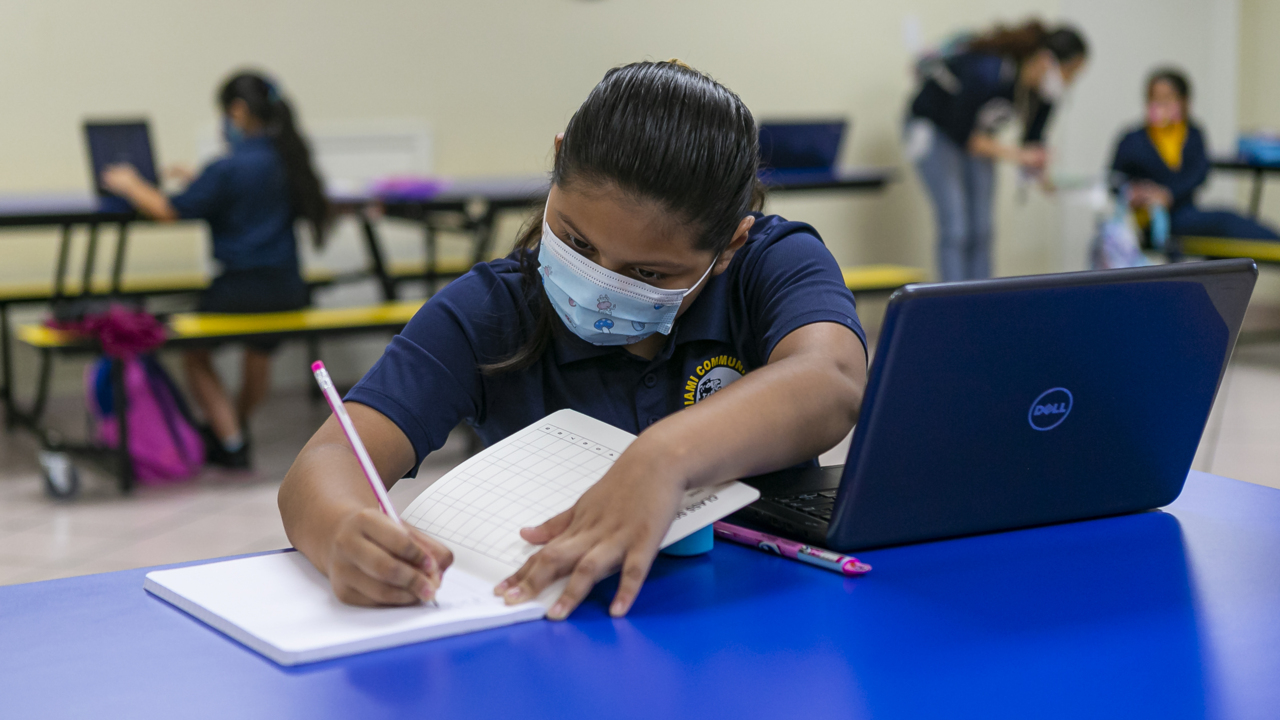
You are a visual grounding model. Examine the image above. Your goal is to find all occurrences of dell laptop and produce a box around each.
[737,259,1257,552]
[84,120,160,211]
[757,120,847,180]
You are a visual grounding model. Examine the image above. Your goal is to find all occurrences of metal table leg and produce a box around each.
[111,222,130,295]
[81,223,100,294]
[1247,168,1265,219]
[0,305,11,430]
[359,212,398,301]
[423,222,439,297]
[469,206,497,267]
[52,223,74,300]
[111,357,134,493]
[306,335,322,403]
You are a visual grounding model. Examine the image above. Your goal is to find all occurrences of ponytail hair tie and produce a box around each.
[264,81,282,104]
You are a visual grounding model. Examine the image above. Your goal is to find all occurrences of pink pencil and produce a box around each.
[311,361,401,524]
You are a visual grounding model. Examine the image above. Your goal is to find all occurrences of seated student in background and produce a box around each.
[278,61,868,618]
[906,20,1089,282]
[1110,68,1279,241]
[103,71,329,468]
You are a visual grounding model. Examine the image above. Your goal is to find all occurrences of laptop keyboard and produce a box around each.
[774,489,838,521]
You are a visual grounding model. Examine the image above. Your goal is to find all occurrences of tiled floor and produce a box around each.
[1191,339,1280,485]
[0,390,469,587]
[1,335,1277,588]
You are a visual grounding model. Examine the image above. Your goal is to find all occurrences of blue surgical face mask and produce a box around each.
[222,116,245,145]
[537,218,717,346]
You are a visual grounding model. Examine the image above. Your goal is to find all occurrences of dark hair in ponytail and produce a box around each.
[218,71,329,248]
[483,60,765,374]
[967,20,1089,63]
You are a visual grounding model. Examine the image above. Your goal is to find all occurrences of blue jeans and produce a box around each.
[912,123,996,281]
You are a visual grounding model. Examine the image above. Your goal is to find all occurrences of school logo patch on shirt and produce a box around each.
[683,355,745,406]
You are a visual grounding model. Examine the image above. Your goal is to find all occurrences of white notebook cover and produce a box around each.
[144,552,545,666]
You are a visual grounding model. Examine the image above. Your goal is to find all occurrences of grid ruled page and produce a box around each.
[401,412,630,570]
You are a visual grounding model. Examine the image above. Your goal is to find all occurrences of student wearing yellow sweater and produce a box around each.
[1109,68,1278,240]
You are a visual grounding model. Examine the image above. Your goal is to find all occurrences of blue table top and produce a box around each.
[0,192,134,227]
[3,470,1275,720]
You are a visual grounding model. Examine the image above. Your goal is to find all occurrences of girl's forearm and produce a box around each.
[634,324,865,491]
[118,181,179,221]
[280,442,383,570]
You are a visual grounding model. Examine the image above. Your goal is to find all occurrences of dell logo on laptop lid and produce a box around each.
[1028,388,1073,431]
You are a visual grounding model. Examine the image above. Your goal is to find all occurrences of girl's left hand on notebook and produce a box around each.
[494,452,686,620]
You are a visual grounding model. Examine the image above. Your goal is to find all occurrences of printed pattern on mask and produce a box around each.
[536,218,717,346]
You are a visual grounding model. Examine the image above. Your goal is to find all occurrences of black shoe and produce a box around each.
[200,425,252,469]
[216,441,251,470]
[199,425,224,462]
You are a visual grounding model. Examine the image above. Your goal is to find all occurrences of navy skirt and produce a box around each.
[197,267,309,351]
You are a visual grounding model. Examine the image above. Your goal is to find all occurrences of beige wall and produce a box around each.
[1239,0,1280,132]
[1239,0,1280,242]
[1,0,1270,389]
[1,0,1065,290]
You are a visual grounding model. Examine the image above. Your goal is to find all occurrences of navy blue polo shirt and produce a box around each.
[169,136,298,272]
[346,213,866,472]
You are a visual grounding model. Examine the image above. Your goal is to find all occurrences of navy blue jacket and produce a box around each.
[1108,123,1210,211]
[909,52,1054,148]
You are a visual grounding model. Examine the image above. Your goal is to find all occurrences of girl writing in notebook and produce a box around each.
[279,61,868,618]
[102,71,328,468]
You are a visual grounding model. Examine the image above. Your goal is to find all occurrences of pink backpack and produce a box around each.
[85,354,206,484]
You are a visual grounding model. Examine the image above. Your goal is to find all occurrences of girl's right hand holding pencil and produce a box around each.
[323,508,452,607]
[281,404,454,608]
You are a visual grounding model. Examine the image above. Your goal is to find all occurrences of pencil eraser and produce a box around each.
[842,559,871,576]
[311,361,325,372]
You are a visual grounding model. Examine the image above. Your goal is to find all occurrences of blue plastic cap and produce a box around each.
[660,525,715,556]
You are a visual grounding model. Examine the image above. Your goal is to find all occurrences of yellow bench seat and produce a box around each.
[167,301,424,339]
[842,265,926,293]
[1176,236,1280,263]
[387,257,479,278]
[17,300,425,350]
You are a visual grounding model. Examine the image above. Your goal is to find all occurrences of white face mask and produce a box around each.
[1039,61,1065,101]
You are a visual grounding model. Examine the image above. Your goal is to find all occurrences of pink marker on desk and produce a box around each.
[713,521,870,576]
[311,361,401,524]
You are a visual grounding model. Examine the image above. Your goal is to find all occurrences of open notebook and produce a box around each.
[144,410,759,665]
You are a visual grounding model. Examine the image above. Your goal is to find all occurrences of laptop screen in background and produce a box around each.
[85,121,159,196]
[757,121,847,172]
